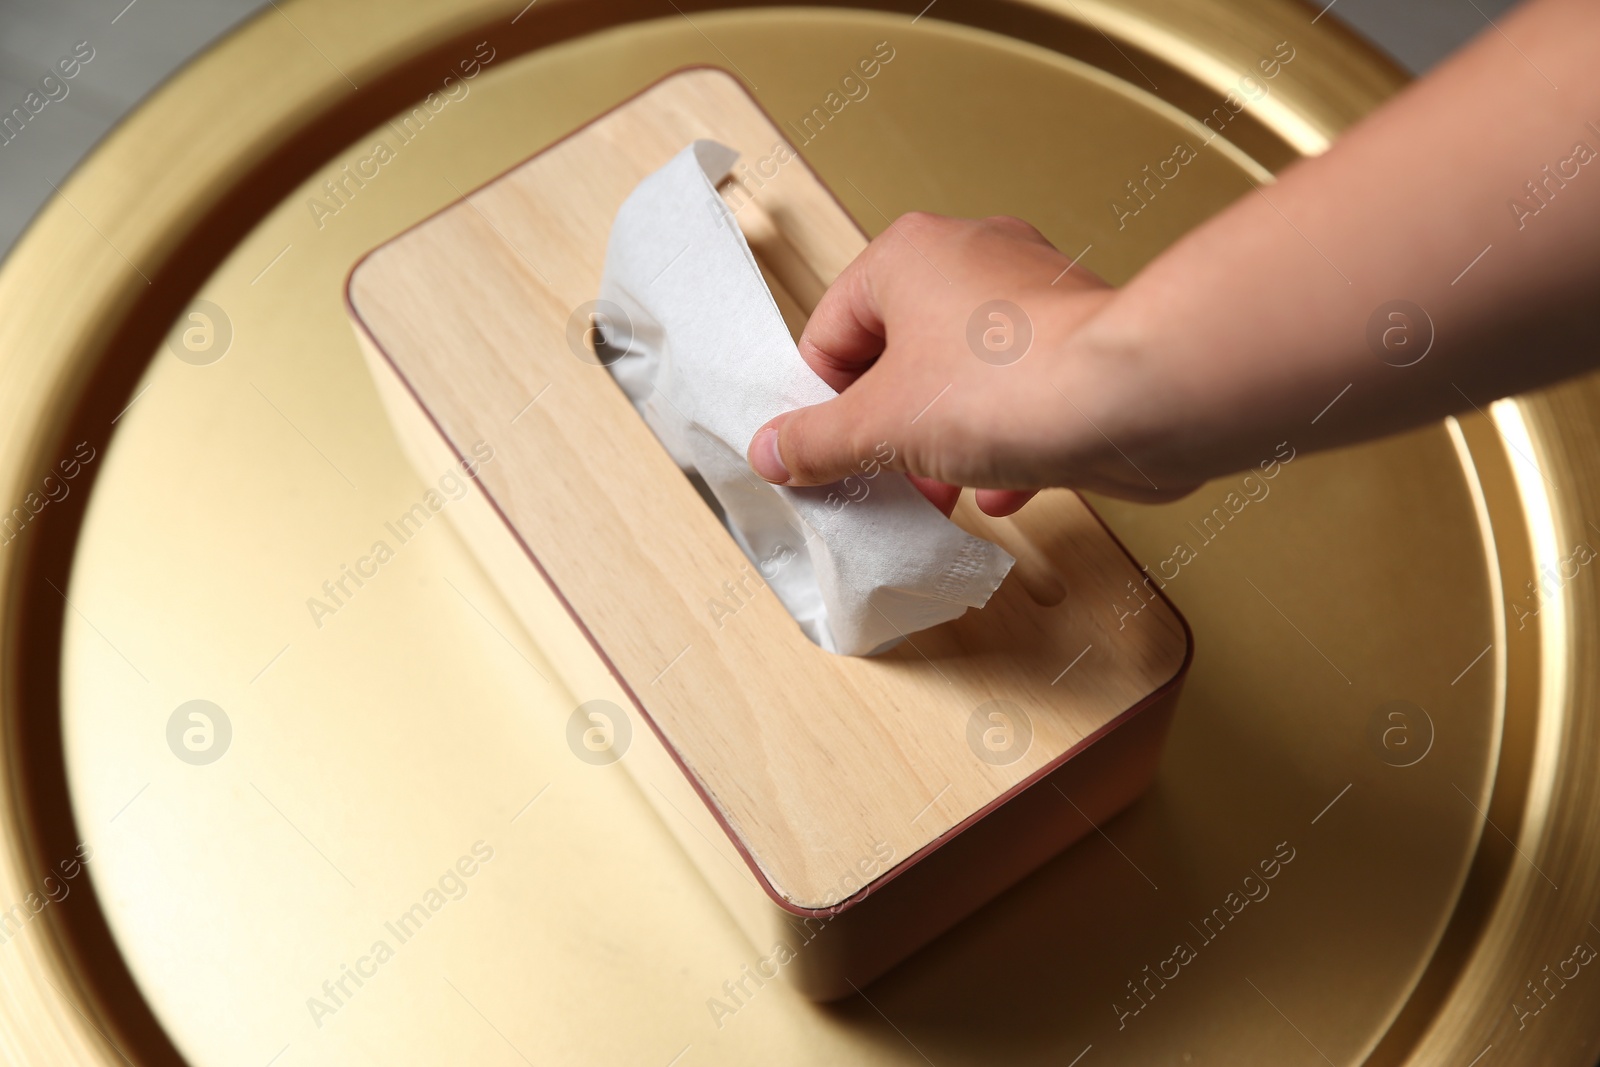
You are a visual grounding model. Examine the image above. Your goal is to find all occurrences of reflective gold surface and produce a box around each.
[0,1,1594,1065]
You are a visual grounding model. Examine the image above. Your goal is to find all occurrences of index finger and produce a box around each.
[794,232,891,393]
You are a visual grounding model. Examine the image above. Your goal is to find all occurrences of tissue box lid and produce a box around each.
[347,67,1190,912]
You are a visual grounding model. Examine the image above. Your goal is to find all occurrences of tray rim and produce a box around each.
[3,0,1587,1064]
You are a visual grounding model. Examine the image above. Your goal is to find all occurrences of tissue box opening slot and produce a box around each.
[718,188,827,341]
[589,158,1024,655]
[585,183,860,652]
[586,350,835,650]
[592,185,821,532]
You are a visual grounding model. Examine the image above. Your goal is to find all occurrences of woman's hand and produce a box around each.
[746,0,1600,514]
[745,213,1196,516]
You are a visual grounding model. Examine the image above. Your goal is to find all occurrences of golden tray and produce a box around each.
[0,1,1596,1064]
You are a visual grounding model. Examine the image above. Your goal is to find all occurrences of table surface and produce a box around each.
[0,2,1592,1066]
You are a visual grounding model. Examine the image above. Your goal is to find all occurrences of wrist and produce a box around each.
[1057,296,1210,493]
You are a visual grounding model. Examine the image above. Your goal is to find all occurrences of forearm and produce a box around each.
[753,0,1600,505]
[1085,0,1600,480]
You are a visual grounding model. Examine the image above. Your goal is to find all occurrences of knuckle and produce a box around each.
[983,214,1048,244]
[786,400,886,486]
[983,213,1029,231]
[778,414,829,484]
[895,431,952,485]
[794,333,830,368]
[892,210,942,238]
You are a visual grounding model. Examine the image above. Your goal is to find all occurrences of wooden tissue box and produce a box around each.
[346,67,1191,1000]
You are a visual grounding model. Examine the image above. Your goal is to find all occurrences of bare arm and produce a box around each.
[747,0,1600,513]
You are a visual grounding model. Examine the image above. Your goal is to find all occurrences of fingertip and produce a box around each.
[748,425,791,484]
[974,488,1037,518]
[907,474,961,517]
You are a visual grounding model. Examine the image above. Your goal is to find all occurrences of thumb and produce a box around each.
[747,390,882,488]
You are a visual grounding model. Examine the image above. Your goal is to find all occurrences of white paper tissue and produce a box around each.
[596,140,1013,655]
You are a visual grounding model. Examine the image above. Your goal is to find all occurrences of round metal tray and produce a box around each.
[1,1,1596,1064]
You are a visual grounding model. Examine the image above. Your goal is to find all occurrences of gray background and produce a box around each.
[0,0,1521,258]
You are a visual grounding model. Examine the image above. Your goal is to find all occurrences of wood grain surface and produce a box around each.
[348,67,1188,910]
